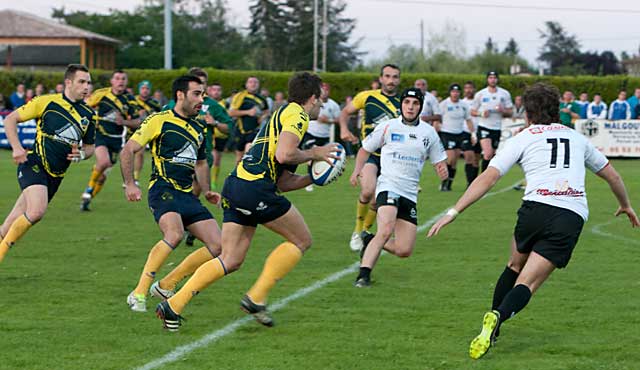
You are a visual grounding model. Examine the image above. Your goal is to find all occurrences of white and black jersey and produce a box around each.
[362,117,446,202]
[472,87,513,130]
[439,98,471,134]
[420,92,442,121]
[489,123,609,220]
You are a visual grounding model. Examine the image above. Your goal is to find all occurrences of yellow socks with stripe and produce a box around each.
[92,175,106,198]
[354,200,368,233]
[363,208,377,231]
[133,240,173,296]
[247,242,303,304]
[212,165,221,185]
[87,166,102,190]
[159,247,215,291]
[0,214,34,263]
[168,257,227,314]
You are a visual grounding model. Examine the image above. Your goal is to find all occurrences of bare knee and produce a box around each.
[291,233,312,252]
[507,259,524,273]
[205,243,221,258]
[163,230,184,248]
[395,247,413,258]
[220,254,244,273]
[361,189,375,203]
[25,209,46,224]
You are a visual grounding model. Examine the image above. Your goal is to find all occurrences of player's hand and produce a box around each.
[435,161,448,180]
[349,171,360,187]
[247,107,258,117]
[483,110,490,118]
[561,108,570,113]
[115,112,124,126]
[427,214,455,238]
[124,183,142,202]
[204,191,221,206]
[340,131,359,144]
[471,133,478,146]
[312,143,341,165]
[12,146,28,164]
[204,112,215,125]
[615,206,640,227]
[67,144,85,163]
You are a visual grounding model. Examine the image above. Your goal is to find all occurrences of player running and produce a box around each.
[428,82,639,359]
[350,88,448,287]
[229,76,270,163]
[207,82,234,190]
[461,81,481,186]
[339,64,401,252]
[155,72,340,331]
[470,71,513,173]
[438,84,476,191]
[0,64,96,263]
[132,80,162,185]
[81,70,142,211]
[120,75,222,312]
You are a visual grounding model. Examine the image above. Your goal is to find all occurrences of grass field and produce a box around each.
[0,150,638,370]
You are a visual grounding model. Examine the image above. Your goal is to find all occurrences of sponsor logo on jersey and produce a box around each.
[172,142,198,165]
[54,123,81,145]
[409,133,417,139]
[391,133,405,142]
[536,187,585,197]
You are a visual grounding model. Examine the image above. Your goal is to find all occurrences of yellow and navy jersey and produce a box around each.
[135,95,162,116]
[131,110,207,192]
[231,102,308,184]
[16,93,96,177]
[352,89,401,139]
[230,90,269,134]
[87,87,140,138]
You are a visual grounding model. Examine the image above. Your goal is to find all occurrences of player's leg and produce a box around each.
[491,237,528,312]
[0,193,27,238]
[380,218,417,258]
[351,162,378,251]
[128,212,183,312]
[361,162,379,232]
[479,138,494,172]
[356,204,397,286]
[154,218,222,296]
[463,149,477,187]
[0,185,48,263]
[81,145,112,211]
[212,146,224,190]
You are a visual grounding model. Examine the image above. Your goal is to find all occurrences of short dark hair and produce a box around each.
[210,81,221,87]
[594,92,601,96]
[619,89,627,94]
[287,72,322,105]
[111,69,126,78]
[64,64,89,81]
[188,67,208,81]
[522,83,560,125]
[464,80,475,87]
[380,63,400,76]
[172,75,203,102]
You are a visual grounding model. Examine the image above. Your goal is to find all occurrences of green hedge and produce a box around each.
[2,68,640,104]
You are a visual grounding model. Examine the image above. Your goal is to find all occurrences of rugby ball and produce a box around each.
[309,143,346,186]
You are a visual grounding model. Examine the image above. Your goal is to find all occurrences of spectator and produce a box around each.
[9,83,26,109]
[512,95,525,119]
[627,88,640,118]
[55,83,64,94]
[35,83,45,97]
[559,90,580,128]
[587,93,607,119]
[25,88,35,103]
[153,89,167,106]
[272,91,286,112]
[609,90,631,120]
[575,92,589,119]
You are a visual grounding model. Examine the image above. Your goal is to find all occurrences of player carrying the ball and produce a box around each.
[156,72,341,331]
[350,88,448,287]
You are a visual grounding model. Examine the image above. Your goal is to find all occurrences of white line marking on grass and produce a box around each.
[135,178,523,370]
[591,219,640,245]
[134,262,360,370]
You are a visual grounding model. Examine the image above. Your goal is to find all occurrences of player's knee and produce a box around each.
[377,226,394,243]
[292,234,312,252]
[482,153,493,161]
[25,209,46,224]
[395,247,413,258]
[221,256,244,273]
[163,230,184,247]
[361,189,375,202]
[506,259,523,273]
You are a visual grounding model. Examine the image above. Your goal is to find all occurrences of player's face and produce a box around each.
[450,89,460,101]
[246,77,260,94]
[308,93,323,120]
[320,85,330,100]
[111,73,128,94]
[401,97,421,121]
[139,85,150,98]
[208,85,222,100]
[66,71,92,101]
[380,67,400,95]
[487,76,498,87]
[180,82,204,117]
[414,80,427,93]
[463,84,474,98]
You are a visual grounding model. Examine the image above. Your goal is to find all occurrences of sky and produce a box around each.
[6,0,640,68]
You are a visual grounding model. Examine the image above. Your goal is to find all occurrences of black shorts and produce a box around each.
[148,184,214,227]
[233,130,258,152]
[514,201,584,268]
[214,137,228,152]
[375,191,417,225]
[365,154,381,176]
[301,133,330,150]
[17,153,63,202]
[439,132,464,150]
[461,132,481,153]
[221,175,292,227]
[95,132,123,164]
[477,126,501,150]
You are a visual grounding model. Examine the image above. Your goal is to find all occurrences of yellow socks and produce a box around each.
[212,165,221,184]
[133,170,140,182]
[133,240,173,296]
[92,175,106,197]
[247,242,302,304]
[159,247,215,291]
[168,257,227,314]
[355,200,368,233]
[87,166,101,189]
[363,208,377,231]
[0,214,34,263]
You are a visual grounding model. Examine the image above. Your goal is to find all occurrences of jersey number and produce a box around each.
[547,138,570,168]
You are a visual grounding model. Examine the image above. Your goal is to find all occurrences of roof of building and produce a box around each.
[0,9,119,44]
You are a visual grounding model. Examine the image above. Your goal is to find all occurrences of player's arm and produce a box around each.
[421,98,441,122]
[275,131,339,165]
[595,164,638,226]
[351,123,384,186]
[120,139,144,201]
[276,170,312,193]
[2,110,28,164]
[465,119,478,145]
[350,148,372,187]
[338,101,359,143]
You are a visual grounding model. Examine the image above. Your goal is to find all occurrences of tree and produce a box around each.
[538,21,581,74]
[248,0,290,70]
[503,38,519,56]
[484,37,498,54]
